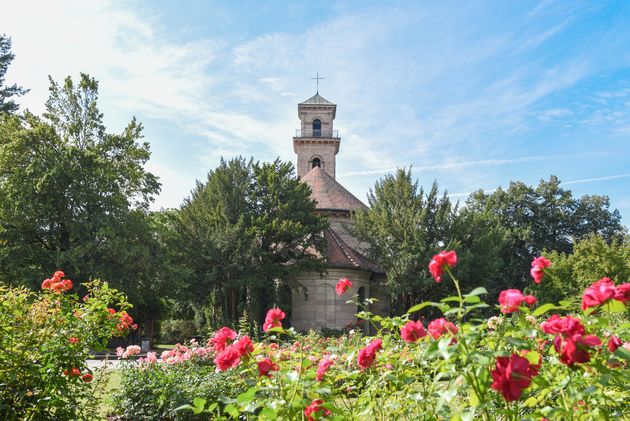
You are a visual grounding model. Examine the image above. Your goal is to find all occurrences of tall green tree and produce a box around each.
[530,234,630,306]
[351,169,456,313]
[174,157,328,328]
[0,73,164,326]
[465,175,625,290]
[0,34,28,114]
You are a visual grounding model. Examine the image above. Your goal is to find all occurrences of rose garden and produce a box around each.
[1,250,628,420]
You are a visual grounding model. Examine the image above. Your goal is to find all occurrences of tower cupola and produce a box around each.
[293,93,340,178]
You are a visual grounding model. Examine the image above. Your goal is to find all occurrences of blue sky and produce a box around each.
[2,1,629,223]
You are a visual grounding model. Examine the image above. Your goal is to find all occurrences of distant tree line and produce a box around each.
[351,169,626,315]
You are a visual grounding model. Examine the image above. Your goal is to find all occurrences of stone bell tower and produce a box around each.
[293,93,340,179]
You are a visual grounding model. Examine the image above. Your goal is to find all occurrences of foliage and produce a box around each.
[173,157,328,328]
[0,272,133,420]
[465,175,626,291]
[351,169,456,313]
[113,355,245,421]
[0,34,28,114]
[160,319,199,344]
[0,73,166,327]
[532,234,630,305]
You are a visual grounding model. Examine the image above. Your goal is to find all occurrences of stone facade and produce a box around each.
[291,268,371,331]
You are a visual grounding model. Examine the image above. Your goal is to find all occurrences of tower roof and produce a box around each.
[299,93,336,106]
[301,166,367,212]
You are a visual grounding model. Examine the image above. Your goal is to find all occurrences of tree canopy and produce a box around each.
[0,73,164,325]
[0,34,28,114]
[352,170,625,316]
[351,169,458,313]
[171,157,328,328]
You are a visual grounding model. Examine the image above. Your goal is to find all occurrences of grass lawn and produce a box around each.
[93,368,122,419]
[155,343,176,350]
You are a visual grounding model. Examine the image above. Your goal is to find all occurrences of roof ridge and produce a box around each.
[299,93,335,106]
[327,227,359,268]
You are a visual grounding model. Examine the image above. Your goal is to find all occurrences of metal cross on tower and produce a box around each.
[311,73,324,93]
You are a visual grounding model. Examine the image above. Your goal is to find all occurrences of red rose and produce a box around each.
[214,346,241,371]
[41,278,53,289]
[210,327,237,352]
[82,373,93,383]
[490,354,535,401]
[234,336,254,357]
[613,283,630,303]
[400,320,426,342]
[428,318,458,339]
[530,256,551,284]
[555,334,601,365]
[335,278,353,296]
[540,315,600,366]
[263,308,286,332]
[582,277,616,311]
[428,250,457,283]
[257,357,278,377]
[64,367,81,378]
[316,357,334,381]
[498,289,537,314]
[68,337,79,344]
[357,338,382,369]
[304,399,330,421]
[608,335,622,352]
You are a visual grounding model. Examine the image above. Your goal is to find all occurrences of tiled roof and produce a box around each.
[324,227,384,273]
[301,166,367,212]
[299,93,336,106]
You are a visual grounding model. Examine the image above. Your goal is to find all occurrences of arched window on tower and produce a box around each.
[312,158,321,168]
[312,119,321,137]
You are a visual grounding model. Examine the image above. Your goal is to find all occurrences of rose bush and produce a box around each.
[0,272,134,420]
[114,253,629,420]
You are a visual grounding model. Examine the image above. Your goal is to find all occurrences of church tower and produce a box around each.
[293,93,340,179]
[291,91,388,333]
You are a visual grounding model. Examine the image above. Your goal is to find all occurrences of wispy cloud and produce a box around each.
[561,173,630,186]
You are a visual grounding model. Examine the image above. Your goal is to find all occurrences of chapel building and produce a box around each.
[290,92,387,332]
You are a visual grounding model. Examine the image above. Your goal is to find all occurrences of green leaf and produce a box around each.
[193,397,206,408]
[407,301,442,314]
[532,303,562,316]
[464,287,488,297]
[506,337,531,349]
[259,407,278,420]
[224,404,240,419]
[603,299,627,313]
[174,404,195,413]
[463,295,481,304]
[615,346,630,361]
[236,387,257,405]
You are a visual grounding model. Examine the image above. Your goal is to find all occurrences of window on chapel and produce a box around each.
[312,158,321,168]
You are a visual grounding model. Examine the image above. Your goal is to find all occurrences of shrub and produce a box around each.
[113,355,245,420]
[0,272,133,420]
